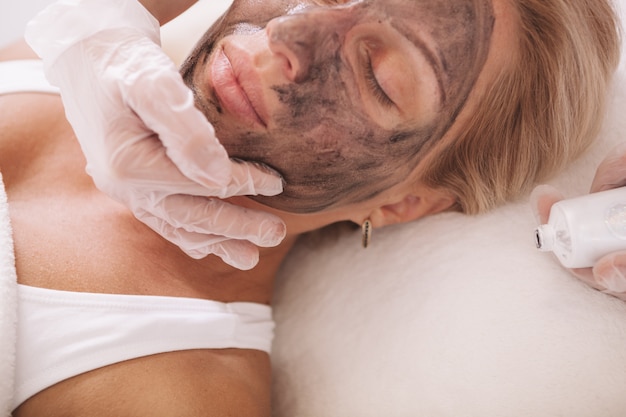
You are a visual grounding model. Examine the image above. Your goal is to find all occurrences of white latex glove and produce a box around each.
[24,0,286,270]
[531,142,626,301]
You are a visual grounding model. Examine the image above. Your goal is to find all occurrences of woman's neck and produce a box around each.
[194,234,298,304]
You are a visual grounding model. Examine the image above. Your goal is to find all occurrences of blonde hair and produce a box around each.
[420,0,622,214]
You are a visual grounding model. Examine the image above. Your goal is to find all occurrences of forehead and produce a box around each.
[309,0,493,28]
[232,0,493,27]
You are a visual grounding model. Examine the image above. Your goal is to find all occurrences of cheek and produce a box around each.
[265,72,395,181]
[273,123,365,169]
[270,105,387,171]
[251,133,402,213]
[269,49,363,127]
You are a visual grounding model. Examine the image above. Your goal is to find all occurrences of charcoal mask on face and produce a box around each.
[181,0,494,213]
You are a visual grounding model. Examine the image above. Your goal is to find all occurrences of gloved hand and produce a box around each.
[24,0,286,270]
[531,142,626,300]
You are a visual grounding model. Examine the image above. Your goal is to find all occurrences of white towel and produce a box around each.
[0,173,18,417]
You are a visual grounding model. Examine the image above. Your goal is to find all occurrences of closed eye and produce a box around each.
[362,52,394,108]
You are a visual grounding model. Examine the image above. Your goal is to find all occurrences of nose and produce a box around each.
[265,8,352,83]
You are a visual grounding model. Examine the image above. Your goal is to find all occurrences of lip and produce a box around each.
[209,46,268,127]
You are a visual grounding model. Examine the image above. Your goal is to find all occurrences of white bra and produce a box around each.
[0,59,59,95]
[14,284,274,409]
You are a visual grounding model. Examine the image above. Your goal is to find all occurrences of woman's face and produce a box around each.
[181,0,494,213]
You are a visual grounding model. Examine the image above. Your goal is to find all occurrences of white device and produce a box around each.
[535,187,626,268]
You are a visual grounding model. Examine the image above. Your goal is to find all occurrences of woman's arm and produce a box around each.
[14,349,271,417]
[138,0,199,24]
[0,40,38,62]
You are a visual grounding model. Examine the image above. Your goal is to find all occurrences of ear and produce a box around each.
[368,187,456,228]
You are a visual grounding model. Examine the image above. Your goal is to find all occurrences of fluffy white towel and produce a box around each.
[0,173,18,417]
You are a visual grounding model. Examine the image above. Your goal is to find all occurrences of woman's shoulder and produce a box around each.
[0,39,40,62]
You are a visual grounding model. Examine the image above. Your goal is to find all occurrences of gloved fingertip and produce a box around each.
[594,261,626,293]
[529,184,563,224]
[210,241,260,270]
[229,159,284,197]
[263,176,285,197]
[257,220,287,248]
[221,252,259,271]
[253,162,285,195]
[182,248,209,260]
[184,245,258,270]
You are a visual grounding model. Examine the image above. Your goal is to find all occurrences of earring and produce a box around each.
[361,219,372,248]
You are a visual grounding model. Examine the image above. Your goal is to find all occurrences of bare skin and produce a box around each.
[3,0,519,413]
[138,0,198,24]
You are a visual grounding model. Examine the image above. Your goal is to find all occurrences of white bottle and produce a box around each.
[535,187,626,269]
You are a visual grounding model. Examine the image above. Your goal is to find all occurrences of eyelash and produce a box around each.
[362,53,394,108]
